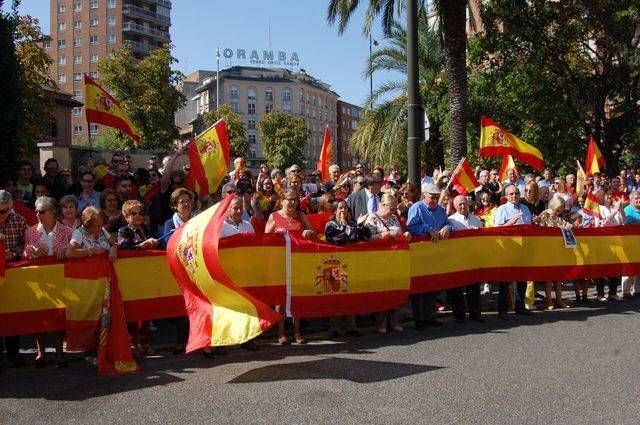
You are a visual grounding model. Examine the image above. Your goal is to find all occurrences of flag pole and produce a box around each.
[84,74,93,158]
[444,157,465,192]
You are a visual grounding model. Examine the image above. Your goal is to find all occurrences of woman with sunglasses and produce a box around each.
[265,188,316,345]
[397,182,417,219]
[24,196,74,367]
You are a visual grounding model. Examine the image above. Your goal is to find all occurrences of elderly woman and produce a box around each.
[365,193,411,334]
[163,188,196,236]
[100,188,123,234]
[397,182,417,219]
[117,200,158,250]
[551,178,573,210]
[24,196,74,367]
[265,188,316,344]
[59,194,81,229]
[536,195,571,309]
[66,206,117,261]
[325,200,369,245]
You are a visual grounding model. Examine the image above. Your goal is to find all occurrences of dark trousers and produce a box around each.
[411,292,437,323]
[596,277,619,297]
[1,336,20,362]
[498,281,527,312]
[448,283,481,319]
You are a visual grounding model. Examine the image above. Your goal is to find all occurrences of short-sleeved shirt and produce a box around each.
[494,202,533,226]
[624,205,640,225]
[71,225,112,250]
[220,220,255,238]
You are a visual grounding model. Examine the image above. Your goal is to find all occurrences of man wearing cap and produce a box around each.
[493,183,534,319]
[407,183,454,329]
[346,175,382,222]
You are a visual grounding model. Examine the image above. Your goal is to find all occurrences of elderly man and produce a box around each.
[447,195,484,322]
[0,190,27,367]
[622,191,640,297]
[407,183,453,328]
[502,168,525,197]
[494,184,534,319]
[346,175,382,221]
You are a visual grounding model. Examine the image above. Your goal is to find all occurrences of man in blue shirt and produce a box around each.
[494,184,534,319]
[407,183,453,329]
[624,191,640,224]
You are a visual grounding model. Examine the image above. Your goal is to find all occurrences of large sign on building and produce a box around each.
[220,48,300,68]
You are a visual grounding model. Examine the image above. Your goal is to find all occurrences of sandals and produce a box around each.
[278,336,290,345]
[294,334,307,345]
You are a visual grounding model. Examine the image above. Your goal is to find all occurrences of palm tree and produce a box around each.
[349,12,446,170]
[327,0,472,165]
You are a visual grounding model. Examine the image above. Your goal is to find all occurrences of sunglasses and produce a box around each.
[225,190,235,194]
[35,209,48,215]
[128,210,141,216]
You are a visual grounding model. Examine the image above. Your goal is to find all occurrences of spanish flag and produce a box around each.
[585,135,605,175]
[166,195,280,352]
[576,160,587,198]
[582,192,602,219]
[317,126,333,181]
[498,154,517,182]
[451,158,479,196]
[84,75,141,143]
[480,116,544,171]
[186,119,230,196]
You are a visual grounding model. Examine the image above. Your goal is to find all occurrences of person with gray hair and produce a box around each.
[24,195,74,368]
[221,182,237,199]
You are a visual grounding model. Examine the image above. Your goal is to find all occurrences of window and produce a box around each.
[265,104,274,114]
[352,120,358,129]
[247,119,256,130]
[90,0,98,9]
[73,55,82,64]
[90,124,99,135]
[90,53,99,63]
[283,103,292,113]
[73,90,82,100]
[73,107,82,116]
[265,88,273,101]
[73,72,82,81]
[58,22,66,31]
[58,4,66,13]
[249,148,256,159]
[43,39,51,49]
[247,87,256,100]
[58,73,66,84]
[230,86,238,99]
[248,134,256,144]
[107,34,116,44]
[90,18,98,27]
[58,56,66,65]
[107,16,116,27]
[299,90,304,101]
[89,71,98,79]
[73,37,81,47]
[58,39,66,48]
[73,3,81,12]
[282,88,291,102]
[73,125,83,134]
[231,101,239,113]
[247,103,256,115]
[107,0,116,9]
[73,20,81,29]
[90,35,98,45]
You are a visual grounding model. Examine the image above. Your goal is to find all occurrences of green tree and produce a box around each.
[327,0,472,164]
[473,0,640,174]
[97,44,185,149]
[202,104,248,158]
[259,112,309,170]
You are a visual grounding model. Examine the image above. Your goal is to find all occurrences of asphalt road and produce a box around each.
[2,297,640,425]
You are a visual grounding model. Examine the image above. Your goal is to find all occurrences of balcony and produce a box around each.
[122,21,170,42]
[122,4,171,25]
[123,39,154,54]
[134,0,172,8]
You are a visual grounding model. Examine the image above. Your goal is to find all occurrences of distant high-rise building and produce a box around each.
[44,0,172,142]
[336,100,363,168]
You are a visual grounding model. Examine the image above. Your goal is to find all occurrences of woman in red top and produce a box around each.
[265,188,316,344]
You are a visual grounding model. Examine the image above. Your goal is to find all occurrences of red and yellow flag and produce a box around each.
[317,126,333,181]
[166,195,280,352]
[498,155,517,182]
[582,192,602,219]
[451,158,480,196]
[480,116,544,171]
[585,135,605,175]
[576,160,587,198]
[186,119,230,196]
[84,75,141,143]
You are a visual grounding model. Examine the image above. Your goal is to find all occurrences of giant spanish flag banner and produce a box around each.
[287,235,411,318]
[84,75,141,144]
[166,196,280,352]
[317,126,333,181]
[480,116,544,171]
[585,135,605,175]
[185,119,230,196]
[450,158,480,196]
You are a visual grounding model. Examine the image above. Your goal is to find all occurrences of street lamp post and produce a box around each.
[406,0,422,187]
[369,34,378,101]
[216,47,220,111]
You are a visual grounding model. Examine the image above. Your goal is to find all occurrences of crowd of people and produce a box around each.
[1,150,639,369]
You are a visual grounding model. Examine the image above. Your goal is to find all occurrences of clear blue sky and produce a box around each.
[9,0,401,106]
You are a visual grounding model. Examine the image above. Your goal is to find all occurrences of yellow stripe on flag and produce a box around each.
[0,264,65,314]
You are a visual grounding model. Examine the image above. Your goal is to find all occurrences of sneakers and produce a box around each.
[481,284,491,295]
[608,295,620,302]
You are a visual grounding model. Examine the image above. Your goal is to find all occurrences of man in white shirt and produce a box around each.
[220,197,255,238]
[502,168,526,197]
[446,196,484,322]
